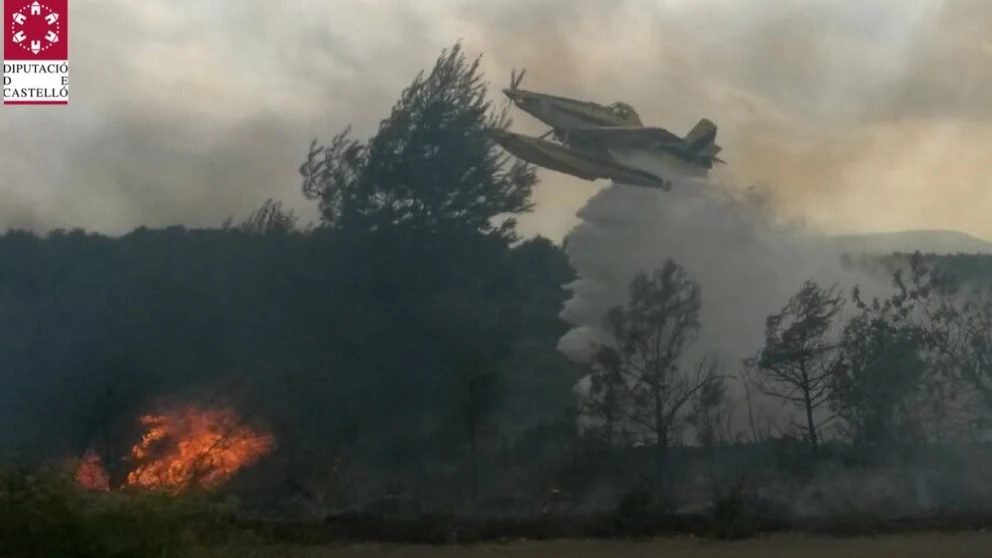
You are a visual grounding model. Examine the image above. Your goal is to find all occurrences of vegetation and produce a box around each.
[3,41,992,554]
[750,282,845,454]
[584,261,721,504]
[0,468,228,558]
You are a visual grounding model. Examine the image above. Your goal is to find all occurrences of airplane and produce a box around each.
[489,69,724,189]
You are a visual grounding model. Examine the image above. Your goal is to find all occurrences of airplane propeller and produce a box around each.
[508,68,526,91]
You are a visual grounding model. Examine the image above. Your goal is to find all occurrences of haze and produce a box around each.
[1,0,989,241]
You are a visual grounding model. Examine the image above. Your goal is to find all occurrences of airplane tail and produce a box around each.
[683,118,719,153]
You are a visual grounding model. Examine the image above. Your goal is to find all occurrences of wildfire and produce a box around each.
[126,404,275,492]
[74,448,110,491]
[74,403,275,493]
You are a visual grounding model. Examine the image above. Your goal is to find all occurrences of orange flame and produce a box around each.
[74,448,110,491]
[72,403,274,493]
[125,404,275,493]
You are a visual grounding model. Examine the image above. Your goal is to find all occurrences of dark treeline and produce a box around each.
[2,43,992,521]
[0,45,578,510]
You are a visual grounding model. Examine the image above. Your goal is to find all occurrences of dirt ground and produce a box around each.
[232,532,992,558]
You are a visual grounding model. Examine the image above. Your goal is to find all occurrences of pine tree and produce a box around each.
[301,42,535,241]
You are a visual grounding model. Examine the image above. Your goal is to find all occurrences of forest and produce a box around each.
[2,43,992,556]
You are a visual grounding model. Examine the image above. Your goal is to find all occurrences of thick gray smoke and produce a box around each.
[558,155,890,427]
[3,0,992,243]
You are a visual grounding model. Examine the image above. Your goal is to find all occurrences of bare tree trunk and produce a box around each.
[803,386,818,455]
[741,367,760,444]
[605,389,615,448]
[653,384,668,504]
[468,380,479,506]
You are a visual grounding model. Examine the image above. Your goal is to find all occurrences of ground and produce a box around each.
[210,532,992,558]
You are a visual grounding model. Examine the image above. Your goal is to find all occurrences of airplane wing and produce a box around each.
[566,126,682,149]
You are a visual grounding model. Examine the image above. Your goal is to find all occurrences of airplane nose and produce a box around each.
[503,88,530,104]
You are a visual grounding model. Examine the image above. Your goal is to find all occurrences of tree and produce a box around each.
[585,260,719,502]
[293,43,547,500]
[296,44,544,493]
[751,281,844,454]
[830,306,928,450]
[300,42,535,241]
[223,198,301,235]
[585,347,631,448]
[687,375,735,449]
[464,369,498,505]
[867,253,992,437]
[494,237,579,436]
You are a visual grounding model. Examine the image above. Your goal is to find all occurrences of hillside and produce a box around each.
[826,230,992,255]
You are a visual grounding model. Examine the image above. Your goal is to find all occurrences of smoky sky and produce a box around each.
[1,0,990,240]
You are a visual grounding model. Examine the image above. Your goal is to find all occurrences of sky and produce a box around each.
[1,0,990,241]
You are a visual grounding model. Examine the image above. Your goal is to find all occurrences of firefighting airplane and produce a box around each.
[488,69,724,190]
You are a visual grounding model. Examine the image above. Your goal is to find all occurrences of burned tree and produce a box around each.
[751,281,844,454]
[585,260,720,501]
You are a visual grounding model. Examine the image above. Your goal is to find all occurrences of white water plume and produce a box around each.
[557,154,889,383]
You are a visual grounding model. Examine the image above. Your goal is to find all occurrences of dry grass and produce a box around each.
[203,532,992,558]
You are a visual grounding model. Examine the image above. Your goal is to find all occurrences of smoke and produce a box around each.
[458,0,992,240]
[558,155,890,430]
[1,0,991,241]
[558,159,879,359]
[0,0,457,233]
[452,0,991,424]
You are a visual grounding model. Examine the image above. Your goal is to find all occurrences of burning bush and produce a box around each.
[75,403,275,494]
[74,448,110,492]
[126,404,275,492]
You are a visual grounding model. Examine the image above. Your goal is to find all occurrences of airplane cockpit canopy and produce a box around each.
[608,102,642,125]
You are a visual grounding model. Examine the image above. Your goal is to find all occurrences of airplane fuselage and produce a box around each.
[503,88,634,131]
[566,130,714,173]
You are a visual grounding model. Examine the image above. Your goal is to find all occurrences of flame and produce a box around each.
[72,403,274,493]
[74,448,110,491]
[125,404,275,493]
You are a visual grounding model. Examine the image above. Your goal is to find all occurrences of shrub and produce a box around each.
[612,483,658,536]
[0,467,228,558]
[706,478,754,540]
